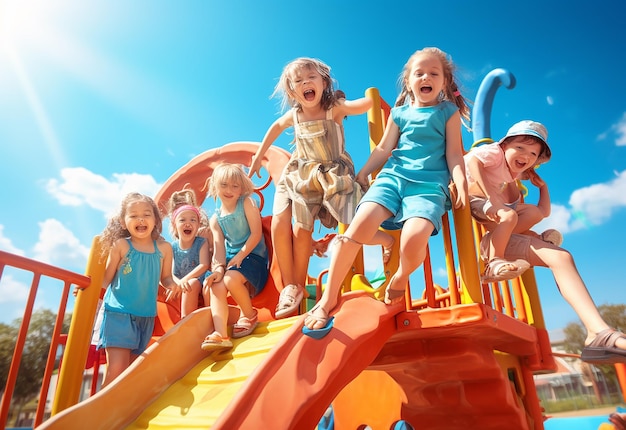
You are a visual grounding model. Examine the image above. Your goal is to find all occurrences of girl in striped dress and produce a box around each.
[249,57,393,319]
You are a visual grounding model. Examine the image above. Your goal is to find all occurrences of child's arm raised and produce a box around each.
[250,111,293,178]
[333,96,373,121]
[526,168,551,218]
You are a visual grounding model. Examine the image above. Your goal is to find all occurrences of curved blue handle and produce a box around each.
[472,69,516,143]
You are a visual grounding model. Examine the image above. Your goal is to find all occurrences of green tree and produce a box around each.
[563,304,626,354]
[563,322,586,354]
[0,309,71,425]
[0,322,18,389]
[563,303,626,387]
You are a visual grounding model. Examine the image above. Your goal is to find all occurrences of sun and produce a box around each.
[0,0,73,171]
[1,0,60,54]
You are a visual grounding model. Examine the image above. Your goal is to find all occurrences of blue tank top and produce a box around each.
[215,197,267,261]
[172,236,206,278]
[103,239,162,317]
[380,101,458,189]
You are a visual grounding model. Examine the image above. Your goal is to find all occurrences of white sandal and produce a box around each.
[481,257,530,283]
[275,284,304,319]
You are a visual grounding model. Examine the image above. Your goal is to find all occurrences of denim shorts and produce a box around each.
[97,310,155,355]
[228,252,269,297]
[359,173,448,235]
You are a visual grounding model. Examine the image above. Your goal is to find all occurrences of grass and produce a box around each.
[541,394,623,413]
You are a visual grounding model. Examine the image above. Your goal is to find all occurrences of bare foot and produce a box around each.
[383,276,406,305]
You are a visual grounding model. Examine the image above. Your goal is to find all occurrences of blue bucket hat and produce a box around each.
[499,120,552,164]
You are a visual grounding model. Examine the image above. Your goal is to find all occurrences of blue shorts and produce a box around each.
[359,173,448,235]
[97,310,155,355]
[228,252,269,297]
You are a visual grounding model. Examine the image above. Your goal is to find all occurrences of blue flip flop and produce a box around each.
[302,316,334,339]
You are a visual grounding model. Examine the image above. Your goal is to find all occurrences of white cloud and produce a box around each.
[32,218,90,270]
[535,204,573,234]
[0,274,29,305]
[615,113,626,146]
[568,170,626,226]
[535,170,626,235]
[434,267,448,279]
[598,112,626,146]
[45,167,161,218]
[546,95,554,106]
[0,225,24,255]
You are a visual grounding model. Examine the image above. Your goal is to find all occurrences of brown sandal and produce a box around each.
[200,331,232,351]
[581,328,626,364]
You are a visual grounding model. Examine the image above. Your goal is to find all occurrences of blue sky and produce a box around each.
[0,0,625,334]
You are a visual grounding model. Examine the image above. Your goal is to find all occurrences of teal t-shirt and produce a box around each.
[379,101,458,196]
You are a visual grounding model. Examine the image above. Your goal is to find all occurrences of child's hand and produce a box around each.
[449,182,466,210]
[311,233,336,257]
[227,252,244,269]
[202,274,216,296]
[249,156,262,178]
[165,283,182,302]
[526,168,545,188]
[483,201,501,223]
[356,172,369,192]
[179,278,193,293]
[207,267,224,285]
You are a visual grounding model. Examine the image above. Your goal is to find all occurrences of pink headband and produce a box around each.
[171,205,200,223]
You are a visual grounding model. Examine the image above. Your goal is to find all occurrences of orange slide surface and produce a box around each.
[39,291,399,429]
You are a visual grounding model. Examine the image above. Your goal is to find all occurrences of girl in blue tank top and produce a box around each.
[167,189,216,318]
[304,47,471,335]
[200,164,269,351]
[95,192,180,386]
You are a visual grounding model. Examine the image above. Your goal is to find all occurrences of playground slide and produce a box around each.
[39,291,399,429]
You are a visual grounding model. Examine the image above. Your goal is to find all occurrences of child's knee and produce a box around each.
[518,205,544,224]
[187,279,202,292]
[499,208,518,224]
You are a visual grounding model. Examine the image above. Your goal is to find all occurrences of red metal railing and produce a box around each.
[0,251,90,428]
